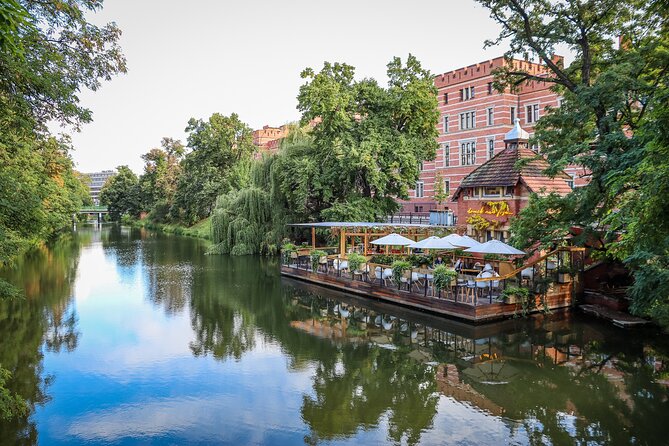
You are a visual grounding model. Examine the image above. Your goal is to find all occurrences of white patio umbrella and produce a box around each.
[410,236,459,250]
[371,233,414,246]
[463,239,526,256]
[440,233,468,247]
[458,235,482,248]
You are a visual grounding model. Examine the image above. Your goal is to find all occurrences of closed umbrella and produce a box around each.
[371,233,414,246]
[464,239,525,256]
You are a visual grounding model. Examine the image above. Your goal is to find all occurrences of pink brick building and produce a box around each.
[402,56,589,221]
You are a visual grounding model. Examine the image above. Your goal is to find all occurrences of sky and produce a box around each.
[67,0,512,174]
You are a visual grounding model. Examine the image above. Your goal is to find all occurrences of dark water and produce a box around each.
[1,226,668,445]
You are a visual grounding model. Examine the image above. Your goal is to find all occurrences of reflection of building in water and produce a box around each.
[286,282,669,443]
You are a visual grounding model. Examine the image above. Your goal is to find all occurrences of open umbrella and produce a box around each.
[440,233,468,247]
[462,360,519,384]
[371,233,414,246]
[464,239,525,256]
[409,236,458,250]
[458,235,482,248]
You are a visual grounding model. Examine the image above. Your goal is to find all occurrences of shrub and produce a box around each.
[310,249,328,271]
[433,266,458,292]
[407,254,432,267]
[347,253,366,273]
[391,260,412,287]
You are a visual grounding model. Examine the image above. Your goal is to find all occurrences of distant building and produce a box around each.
[402,55,589,218]
[252,125,290,158]
[451,120,572,242]
[84,170,115,205]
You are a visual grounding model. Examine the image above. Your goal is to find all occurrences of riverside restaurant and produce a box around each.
[280,222,585,323]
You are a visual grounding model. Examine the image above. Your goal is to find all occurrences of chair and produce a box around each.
[318,256,328,273]
[352,263,368,281]
[465,279,477,304]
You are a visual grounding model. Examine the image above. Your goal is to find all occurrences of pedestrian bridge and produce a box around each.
[79,206,109,214]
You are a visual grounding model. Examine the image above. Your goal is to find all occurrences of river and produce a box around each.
[0,225,668,445]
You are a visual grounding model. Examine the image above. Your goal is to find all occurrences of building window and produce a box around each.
[459,111,476,130]
[510,106,516,123]
[487,107,494,126]
[567,174,575,189]
[416,181,424,198]
[443,92,448,104]
[557,97,564,108]
[487,139,495,159]
[443,143,450,167]
[460,86,475,101]
[483,186,502,197]
[444,179,450,195]
[460,141,476,166]
[487,82,493,95]
[418,161,424,171]
[414,205,424,213]
[443,115,448,133]
[526,104,539,123]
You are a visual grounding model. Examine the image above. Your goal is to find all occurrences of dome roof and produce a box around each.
[504,118,530,141]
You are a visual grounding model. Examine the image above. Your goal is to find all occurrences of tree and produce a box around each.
[478,0,669,325]
[100,166,141,220]
[139,138,184,221]
[170,113,254,224]
[295,54,439,221]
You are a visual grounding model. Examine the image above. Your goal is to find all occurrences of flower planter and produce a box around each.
[558,273,572,283]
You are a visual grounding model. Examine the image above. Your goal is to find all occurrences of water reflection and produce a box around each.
[0,226,668,445]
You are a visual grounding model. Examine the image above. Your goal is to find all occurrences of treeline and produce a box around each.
[105,55,440,255]
[0,1,125,275]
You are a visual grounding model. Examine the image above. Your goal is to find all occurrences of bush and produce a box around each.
[391,260,412,287]
[347,252,366,273]
[310,249,328,271]
[433,266,458,292]
[370,254,396,265]
[407,254,433,267]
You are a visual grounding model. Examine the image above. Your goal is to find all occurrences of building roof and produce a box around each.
[451,145,572,200]
[504,119,530,141]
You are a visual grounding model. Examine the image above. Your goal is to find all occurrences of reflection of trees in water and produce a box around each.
[287,289,669,445]
[0,234,83,444]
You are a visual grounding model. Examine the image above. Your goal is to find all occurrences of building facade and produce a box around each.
[451,120,572,242]
[403,56,588,220]
[85,170,115,205]
[252,124,290,158]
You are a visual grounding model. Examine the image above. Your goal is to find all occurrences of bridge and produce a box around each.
[77,206,109,223]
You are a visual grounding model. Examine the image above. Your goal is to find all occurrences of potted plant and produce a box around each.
[500,286,530,305]
[347,252,366,278]
[557,266,572,283]
[282,243,297,264]
[391,260,412,290]
[310,249,328,272]
[433,266,458,298]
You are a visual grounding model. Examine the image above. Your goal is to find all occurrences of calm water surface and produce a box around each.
[1,226,668,445]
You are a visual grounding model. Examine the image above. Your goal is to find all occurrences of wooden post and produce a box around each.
[311,227,316,249]
[364,228,368,255]
[339,228,346,255]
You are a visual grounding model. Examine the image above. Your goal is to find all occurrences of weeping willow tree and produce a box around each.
[209,154,289,255]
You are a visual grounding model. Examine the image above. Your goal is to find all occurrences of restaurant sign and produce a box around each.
[467,201,513,218]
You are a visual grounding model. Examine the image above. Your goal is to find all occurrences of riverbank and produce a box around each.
[132,217,212,241]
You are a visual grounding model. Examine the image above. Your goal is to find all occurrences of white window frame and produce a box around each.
[487,107,494,126]
[443,115,449,133]
[444,178,451,196]
[526,103,539,123]
[415,181,424,198]
[443,143,450,167]
[510,106,516,124]
[486,138,495,160]
[459,110,476,130]
[460,140,476,166]
[483,186,502,198]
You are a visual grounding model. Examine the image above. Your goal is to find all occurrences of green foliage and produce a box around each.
[0,367,28,421]
[391,260,412,287]
[294,55,439,220]
[347,253,366,273]
[310,250,328,272]
[170,113,255,224]
[483,253,505,261]
[479,0,669,327]
[407,254,432,267]
[370,254,397,265]
[0,280,21,300]
[139,138,184,221]
[432,266,457,292]
[100,166,141,221]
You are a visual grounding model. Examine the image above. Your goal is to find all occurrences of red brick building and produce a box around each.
[252,124,290,158]
[451,120,572,242]
[403,56,589,219]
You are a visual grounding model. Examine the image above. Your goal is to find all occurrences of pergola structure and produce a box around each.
[289,222,436,256]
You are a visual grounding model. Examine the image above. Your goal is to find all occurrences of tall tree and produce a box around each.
[139,138,184,221]
[295,55,439,221]
[170,113,254,224]
[100,166,141,221]
[477,0,669,324]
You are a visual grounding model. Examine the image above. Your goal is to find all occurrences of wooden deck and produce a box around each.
[281,265,574,323]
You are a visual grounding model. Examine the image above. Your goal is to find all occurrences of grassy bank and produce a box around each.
[133,217,212,241]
